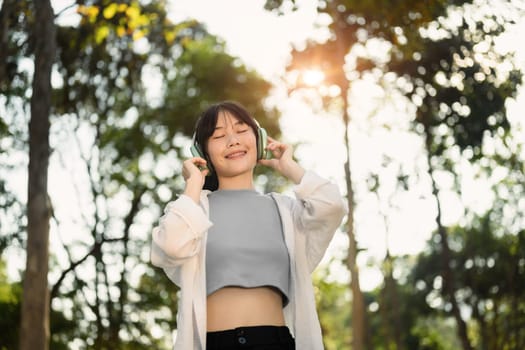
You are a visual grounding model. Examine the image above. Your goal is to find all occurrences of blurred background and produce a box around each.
[1,0,524,349]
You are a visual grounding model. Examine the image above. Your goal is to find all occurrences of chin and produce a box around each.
[217,163,256,177]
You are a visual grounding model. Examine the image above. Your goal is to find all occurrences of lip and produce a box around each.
[225,150,247,159]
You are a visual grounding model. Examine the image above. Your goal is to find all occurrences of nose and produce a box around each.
[226,133,240,148]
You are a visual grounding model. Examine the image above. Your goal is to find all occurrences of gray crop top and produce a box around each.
[205,189,291,306]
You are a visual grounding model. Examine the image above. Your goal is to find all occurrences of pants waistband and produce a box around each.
[206,325,294,349]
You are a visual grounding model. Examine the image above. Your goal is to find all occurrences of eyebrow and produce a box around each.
[214,120,245,130]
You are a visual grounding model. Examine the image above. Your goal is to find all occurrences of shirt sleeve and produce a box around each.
[292,171,348,272]
[150,194,212,268]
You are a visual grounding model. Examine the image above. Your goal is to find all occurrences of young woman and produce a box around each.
[151,101,347,350]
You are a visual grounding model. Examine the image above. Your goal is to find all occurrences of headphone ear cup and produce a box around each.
[257,127,268,160]
[190,143,204,158]
[190,143,213,175]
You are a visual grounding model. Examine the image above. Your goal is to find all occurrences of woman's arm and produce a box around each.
[291,171,348,272]
[150,194,212,268]
[150,155,212,268]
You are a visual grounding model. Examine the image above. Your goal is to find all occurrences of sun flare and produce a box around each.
[302,69,325,86]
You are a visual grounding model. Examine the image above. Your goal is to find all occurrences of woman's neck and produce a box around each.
[217,173,255,190]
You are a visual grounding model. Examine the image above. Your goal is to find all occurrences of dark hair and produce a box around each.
[194,101,260,191]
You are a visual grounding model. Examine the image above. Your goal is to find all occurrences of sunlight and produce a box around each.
[301,68,325,86]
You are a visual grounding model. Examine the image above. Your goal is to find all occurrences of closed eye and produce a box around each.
[212,134,225,139]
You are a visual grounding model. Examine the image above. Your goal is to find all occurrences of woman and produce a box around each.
[151,101,347,349]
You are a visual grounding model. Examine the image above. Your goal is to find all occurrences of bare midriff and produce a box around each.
[206,286,286,332]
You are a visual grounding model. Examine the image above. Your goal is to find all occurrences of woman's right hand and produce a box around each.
[182,157,209,203]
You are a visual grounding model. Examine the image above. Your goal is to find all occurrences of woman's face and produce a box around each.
[206,110,258,179]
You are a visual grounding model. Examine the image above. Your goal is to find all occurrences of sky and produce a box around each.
[5,0,524,291]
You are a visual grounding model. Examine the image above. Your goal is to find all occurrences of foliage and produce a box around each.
[386,3,522,348]
[0,0,32,99]
[0,260,21,350]
[266,0,524,348]
[387,3,522,157]
[0,0,33,254]
[409,213,525,349]
[313,264,352,349]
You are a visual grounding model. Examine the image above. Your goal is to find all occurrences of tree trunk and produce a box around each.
[424,131,473,350]
[379,200,402,350]
[341,84,367,350]
[383,252,403,350]
[472,299,488,350]
[93,240,105,350]
[19,1,55,349]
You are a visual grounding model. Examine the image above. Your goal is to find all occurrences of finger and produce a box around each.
[188,157,207,168]
[193,159,209,172]
[269,142,286,154]
[267,139,281,150]
[258,158,272,167]
[190,156,206,164]
[185,157,201,165]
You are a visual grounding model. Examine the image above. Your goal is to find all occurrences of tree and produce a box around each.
[264,1,478,348]
[18,0,55,349]
[0,0,31,257]
[386,3,522,348]
[410,213,525,349]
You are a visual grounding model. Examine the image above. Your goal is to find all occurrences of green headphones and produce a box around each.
[190,121,270,163]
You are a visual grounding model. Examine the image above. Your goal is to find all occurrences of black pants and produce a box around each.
[206,325,295,350]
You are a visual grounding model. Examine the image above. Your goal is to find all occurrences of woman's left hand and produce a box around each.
[258,136,305,184]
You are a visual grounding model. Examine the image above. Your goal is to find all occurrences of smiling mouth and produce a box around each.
[225,151,246,159]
